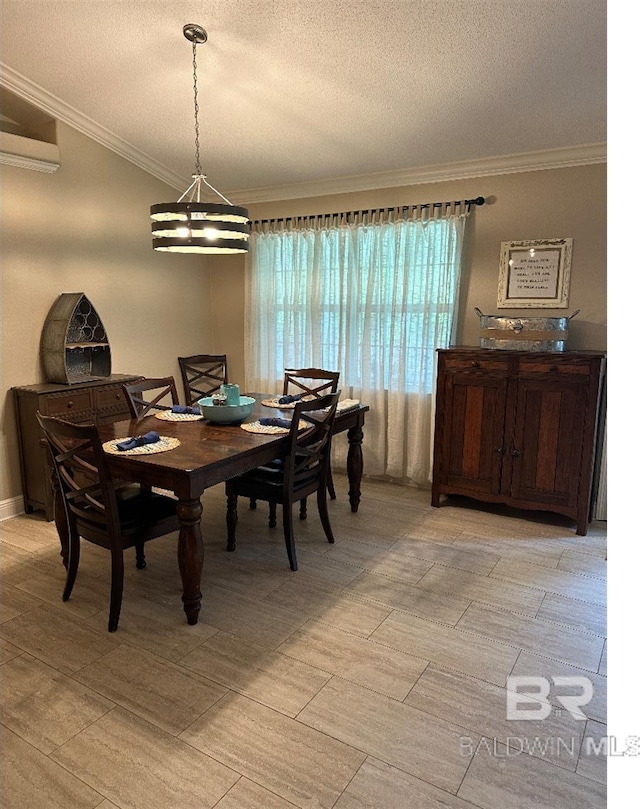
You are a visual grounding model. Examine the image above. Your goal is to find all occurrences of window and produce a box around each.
[245,210,468,484]
[247,216,466,394]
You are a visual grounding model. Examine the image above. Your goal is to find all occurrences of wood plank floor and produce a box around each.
[0,477,607,809]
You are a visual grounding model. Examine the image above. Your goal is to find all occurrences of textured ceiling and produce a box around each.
[0,0,606,200]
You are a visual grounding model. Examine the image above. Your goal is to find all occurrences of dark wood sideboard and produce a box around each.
[13,374,141,520]
[431,348,606,535]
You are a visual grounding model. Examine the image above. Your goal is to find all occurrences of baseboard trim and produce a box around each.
[0,496,25,522]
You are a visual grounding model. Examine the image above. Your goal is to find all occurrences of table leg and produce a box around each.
[176,497,204,625]
[346,422,364,512]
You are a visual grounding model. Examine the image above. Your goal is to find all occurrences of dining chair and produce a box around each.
[284,367,340,501]
[283,367,340,399]
[249,366,341,517]
[225,392,340,571]
[123,376,180,418]
[178,354,228,405]
[36,412,180,632]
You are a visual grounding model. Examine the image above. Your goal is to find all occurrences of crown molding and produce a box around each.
[0,151,59,173]
[0,130,60,172]
[0,62,185,191]
[231,143,607,204]
[1,62,605,204]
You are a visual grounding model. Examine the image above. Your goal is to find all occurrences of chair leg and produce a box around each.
[108,548,125,632]
[62,527,80,602]
[282,502,298,571]
[249,498,257,510]
[327,467,336,500]
[135,543,146,569]
[226,488,238,551]
[299,497,308,520]
[317,485,335,544]
[268,501,277,528]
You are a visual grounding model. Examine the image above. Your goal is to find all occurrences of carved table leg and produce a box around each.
[51,466,69,569]
[176,497,204,625]
[346,423,364,512]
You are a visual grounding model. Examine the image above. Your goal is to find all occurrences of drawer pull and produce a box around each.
[67,401,74,408]
[471,361,480,368]
[549,365,558,372]
[494,446,504,454]
[511,448,520,457]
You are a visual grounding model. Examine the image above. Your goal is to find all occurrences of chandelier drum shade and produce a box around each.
[150,24,249,255]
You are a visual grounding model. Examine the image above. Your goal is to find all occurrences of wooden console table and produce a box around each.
[13,374,140,519]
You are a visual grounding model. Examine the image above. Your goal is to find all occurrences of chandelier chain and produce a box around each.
[192,38,202,176]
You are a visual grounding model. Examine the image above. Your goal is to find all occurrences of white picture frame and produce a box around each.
[497,238,573,309]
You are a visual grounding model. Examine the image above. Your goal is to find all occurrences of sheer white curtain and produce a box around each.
[245,208,468,486]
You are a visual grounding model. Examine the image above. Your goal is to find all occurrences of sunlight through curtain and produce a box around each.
[245,207,468,485]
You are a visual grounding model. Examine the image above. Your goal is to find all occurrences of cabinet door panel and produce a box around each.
[510,378,587,507]
[441,372,508,495]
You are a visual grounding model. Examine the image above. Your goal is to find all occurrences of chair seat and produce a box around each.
[117,487,178,528]
[75,486,177,539]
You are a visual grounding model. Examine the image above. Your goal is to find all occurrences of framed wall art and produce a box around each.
[497,238,573,309]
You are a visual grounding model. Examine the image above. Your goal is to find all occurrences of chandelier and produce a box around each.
[150,24,249,254]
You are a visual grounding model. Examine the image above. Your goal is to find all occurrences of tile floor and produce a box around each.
[0,476,607,809]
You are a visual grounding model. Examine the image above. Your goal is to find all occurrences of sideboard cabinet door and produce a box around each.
[439,369,508,498]
[431,348,605,535]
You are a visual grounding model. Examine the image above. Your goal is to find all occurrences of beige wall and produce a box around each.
[215,163,606,388]
[1,122,216,502]
[1,130,606,508]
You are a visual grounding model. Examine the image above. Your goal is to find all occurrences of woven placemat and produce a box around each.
[103,436,181,455]
[154,411,203,422]
[336,399,361,412]
[241,419,310,435]
[260,395,316,409]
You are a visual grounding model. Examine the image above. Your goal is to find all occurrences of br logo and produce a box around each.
[506,676,594,720]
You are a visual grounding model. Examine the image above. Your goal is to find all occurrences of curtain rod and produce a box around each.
[250,196,485,226]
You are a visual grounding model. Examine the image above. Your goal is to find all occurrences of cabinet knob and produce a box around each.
[471,360,480,368]
[116,393,121,399]
[549,365,558,372]
[510,448,520,457]
[494,446,504,453]
[67,401,73,408]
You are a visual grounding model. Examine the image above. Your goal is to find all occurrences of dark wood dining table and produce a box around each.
[53,394,368,626]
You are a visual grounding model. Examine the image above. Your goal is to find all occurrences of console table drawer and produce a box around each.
[44,391,93,416]
[518,358,591,376]
[94,385,128,410]
[441,354,510,373]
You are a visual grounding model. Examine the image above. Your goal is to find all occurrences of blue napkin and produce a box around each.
[171,405,201,415]
[278,393,304,404]
[116,431,161,451]
[259,417,293,429]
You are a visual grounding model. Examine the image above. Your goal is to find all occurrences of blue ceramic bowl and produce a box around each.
[197,395,256,425]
